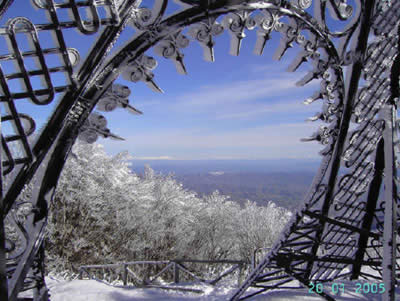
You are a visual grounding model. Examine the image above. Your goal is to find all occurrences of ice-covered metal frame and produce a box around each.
[0,0,398,300]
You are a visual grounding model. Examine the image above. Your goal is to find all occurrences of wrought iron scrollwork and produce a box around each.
[31,0,120,33]
[188,17,224,61]
[79,112,124,144]
[0,0,399,300]
[96,84,140,114]
[154,31,190,74]
[122,54,163,92]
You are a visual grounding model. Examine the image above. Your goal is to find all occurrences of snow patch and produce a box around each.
[46,277,400,301]
[208,171,225,176]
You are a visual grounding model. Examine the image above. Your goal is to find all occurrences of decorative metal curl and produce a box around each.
[253,9,277,55]
[222,11,257,56]
[96,84,142,114]
[79,112,124,144]
[154,31,190,74]
[188,17,224,61]
[122,54,163,92]
[301,125,334,145]
[292,0,312,10]
[342,120,385,167]
[333,162,375,211]
[130,1,168,31]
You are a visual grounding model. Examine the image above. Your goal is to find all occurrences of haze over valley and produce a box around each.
[131,159,318,210]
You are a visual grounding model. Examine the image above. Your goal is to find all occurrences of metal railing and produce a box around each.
[79,259,246,289]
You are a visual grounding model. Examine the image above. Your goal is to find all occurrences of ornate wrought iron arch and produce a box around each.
[0,0,399,300]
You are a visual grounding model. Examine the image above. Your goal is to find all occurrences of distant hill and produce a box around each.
[174,172,315,210]
[130,160,319,210]
[130,159,321,175]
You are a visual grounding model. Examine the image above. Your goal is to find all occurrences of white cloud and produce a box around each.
[102,66,325,159]
[101,122,323,159]
[136,100,162,107]
[145,70,322,120]
[131,68,322,120]
[215,99,316,120]
[175,75,309,108]
[248,62,290,74]
[133,156,175,160]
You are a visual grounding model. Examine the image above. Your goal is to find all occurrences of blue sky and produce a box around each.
[100,1,326,160]
[1,1,335,160]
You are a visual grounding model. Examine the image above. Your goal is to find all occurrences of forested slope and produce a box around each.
[38,142,292,276]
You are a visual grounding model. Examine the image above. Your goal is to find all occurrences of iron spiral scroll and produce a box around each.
[0,0,398,300]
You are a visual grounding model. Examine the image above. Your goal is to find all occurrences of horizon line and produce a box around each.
[131,157,321,161]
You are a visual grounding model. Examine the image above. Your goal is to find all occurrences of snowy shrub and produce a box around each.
[45,141,291,279]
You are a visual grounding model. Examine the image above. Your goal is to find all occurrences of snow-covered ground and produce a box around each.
[46,276,399,301]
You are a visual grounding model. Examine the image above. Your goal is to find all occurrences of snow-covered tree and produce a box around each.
[46,142,137,272]
[45,140,292,278]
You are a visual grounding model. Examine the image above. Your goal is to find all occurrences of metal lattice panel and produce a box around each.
[0,0,398,300]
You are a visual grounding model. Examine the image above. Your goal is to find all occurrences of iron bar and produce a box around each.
[380,19,400,301]
[80,259,246,288]
[80,261,170,269]
[304,210,381,239]
[352,138,385,279]
[0,0,13,19]
[174,259,244,264]
[275,252,381,266]
[123,264,128,286]
[173,262,180,284]
[381,67,399,301]
[0,108,8,301]
[148,263,174,284]
[8,220,46,300]
[305,0,377,280]
[126,267,143,284]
